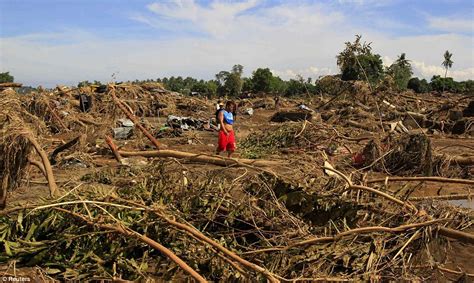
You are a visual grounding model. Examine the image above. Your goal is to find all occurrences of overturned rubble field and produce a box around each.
[0,81,473,281]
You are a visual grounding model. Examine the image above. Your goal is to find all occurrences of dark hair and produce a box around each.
[225,101,236,111]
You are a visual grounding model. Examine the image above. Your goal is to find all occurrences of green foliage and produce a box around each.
[248,68,287,94]
[77,80,101,87]
[216,64,244,97]
[458,80,474,94]
[284,76,318,96]
[0,72,14,83]
[387,53,413,90]
[285,79,307,96]
[442,50,454,91]
[190,80,218,97]
[251,68,274,93]
[407,77,431,93]
[442,50,453,74]
[336,35,384,84]
[430,75,456,92]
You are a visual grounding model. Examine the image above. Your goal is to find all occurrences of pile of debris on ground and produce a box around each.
[0,161,471,281]
[0,82,472,281]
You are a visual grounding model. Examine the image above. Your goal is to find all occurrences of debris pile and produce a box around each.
[0,82,472,281]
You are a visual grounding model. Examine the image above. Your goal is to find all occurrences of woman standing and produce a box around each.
[216,101,237,157]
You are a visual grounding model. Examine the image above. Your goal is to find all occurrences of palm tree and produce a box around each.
[395,53,410,68]
[442,50,453,91]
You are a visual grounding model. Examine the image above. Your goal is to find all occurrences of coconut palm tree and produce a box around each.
[442,50,453,92]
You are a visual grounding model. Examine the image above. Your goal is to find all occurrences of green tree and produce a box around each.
[336,35,384,86]
[191,80,218,97]
[430,75,458,92]
[0,72,14,83]
[407,77,431,93]
[442,50,453,92]
[251,68,274,93]
[270,76,287,94]
[78,80,91,87]
[284,79,306,96]
[387,53,413,90]
[216,65,244,97]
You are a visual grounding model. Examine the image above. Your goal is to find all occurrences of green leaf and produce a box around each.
[4,241,12,256]
[45,268,62,275]
[25,223,38,241]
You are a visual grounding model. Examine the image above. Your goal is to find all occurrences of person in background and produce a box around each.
[216,101,237,157]
[214,101,224,130]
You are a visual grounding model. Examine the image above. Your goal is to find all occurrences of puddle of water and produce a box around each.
[447,199,474,210]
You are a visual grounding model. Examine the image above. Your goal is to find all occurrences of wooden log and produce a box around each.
[409,193,473,201]
[450,156,474,166]
[105,135,123,164]
[0,83,22,88]
[108,86,163,150]
[118,150,281,167]
[438,227,474,244]
[24,133,58,197]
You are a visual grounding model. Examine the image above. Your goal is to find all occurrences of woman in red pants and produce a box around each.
[216,101,237,157]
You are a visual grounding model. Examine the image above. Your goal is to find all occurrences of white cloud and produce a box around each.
[427,16,473,33]
[412,61,474,81]
[0,0,473,87]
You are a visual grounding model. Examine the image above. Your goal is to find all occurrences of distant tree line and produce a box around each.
[2,34,472,97]
[144,36,472,97]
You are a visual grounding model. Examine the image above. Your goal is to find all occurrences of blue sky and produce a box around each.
[1,0,473,86]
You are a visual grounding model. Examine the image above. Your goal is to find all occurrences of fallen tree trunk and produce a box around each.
[118,150,281,167]
[24,133,58,197]
[449,155,474,166]
[0,83,22,88]
[105,135,123,164]
[438,227,474,244]
[108,85,163,150]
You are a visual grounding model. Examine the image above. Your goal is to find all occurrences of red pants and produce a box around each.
[218,130,235,152]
